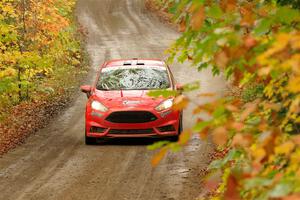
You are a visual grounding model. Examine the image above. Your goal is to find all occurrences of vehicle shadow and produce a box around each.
[93,137,171,146]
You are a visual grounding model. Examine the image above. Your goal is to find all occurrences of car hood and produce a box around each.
[93,89,164,108]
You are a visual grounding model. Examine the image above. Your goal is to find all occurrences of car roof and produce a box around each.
[104,58,166,68]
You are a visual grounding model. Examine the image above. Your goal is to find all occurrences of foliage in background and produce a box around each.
[149,0,300,199]
[0,0,85,120]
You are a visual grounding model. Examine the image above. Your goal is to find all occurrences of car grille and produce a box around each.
[108,129,154,134]
[106,111,157,123]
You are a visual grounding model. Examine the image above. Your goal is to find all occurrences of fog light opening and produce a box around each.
[157,125,175,132]
[90,126,107,133]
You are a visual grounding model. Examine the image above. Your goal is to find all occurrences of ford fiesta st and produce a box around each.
[80,59,182,144]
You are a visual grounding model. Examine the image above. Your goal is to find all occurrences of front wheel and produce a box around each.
[169,114,183,142]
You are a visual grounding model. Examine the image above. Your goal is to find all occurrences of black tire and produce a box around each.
[85,133,96,145]
[169,113,183,142]
[178,112,183,134]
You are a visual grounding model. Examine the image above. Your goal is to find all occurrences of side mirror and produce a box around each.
[80,85,92,98]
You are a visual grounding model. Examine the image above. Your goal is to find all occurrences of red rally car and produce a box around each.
[80,59,182,144]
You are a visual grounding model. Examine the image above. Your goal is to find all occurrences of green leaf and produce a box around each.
[275,6,300,24]
[213,106,226,118]
[147,141,170,150]
[193,120,211,132]
[208,159,224,169]
[206,4,223,19]
[244,177,273,190]
[254,18,273,36]
[147,90,177,98]
[183,81,200,92]
[269,181,293,197]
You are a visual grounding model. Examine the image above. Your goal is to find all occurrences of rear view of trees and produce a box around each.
[0,0,82,116]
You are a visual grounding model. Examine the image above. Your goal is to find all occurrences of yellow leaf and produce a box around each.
[251,147,266,163]
[287,77,300,93]
[275,141,295,156]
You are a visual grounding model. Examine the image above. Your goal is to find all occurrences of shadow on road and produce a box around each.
[92,137,172,146]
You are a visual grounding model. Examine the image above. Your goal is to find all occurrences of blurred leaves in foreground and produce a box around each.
[149,0,300,199]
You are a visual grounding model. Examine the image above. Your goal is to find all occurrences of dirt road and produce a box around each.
[0,1,225,199]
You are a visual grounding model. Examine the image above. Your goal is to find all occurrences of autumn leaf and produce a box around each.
[275,141,295,156]
[230,122,244,131]
[240,101,258,121]
[220,0,236,12]
[212,127,228,146]
[190,6,205,31]
[224,175,241,200]
[178,18,186,32]
[178,129,192,145]
[244,35,257,49]
[172,95,189,110]
[232,133,253,148]
[287,77,300,93]
[215,50,229,69]
[240,3,255,27]
[198,92,215,97]
[199,127,209,140]
[292,135,300,145]
[251,147,266,163]
[151,147,167,167]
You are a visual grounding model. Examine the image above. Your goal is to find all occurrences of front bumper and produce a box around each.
[85,107,180,138]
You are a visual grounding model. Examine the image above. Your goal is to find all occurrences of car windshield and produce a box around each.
[96,66,171,90]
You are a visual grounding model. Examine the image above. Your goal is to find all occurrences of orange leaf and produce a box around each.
[179,129,192,145]
[198,92,216,97]
[292,135,300,145]
[193,106,202,114]
[179,18,186,32]
[231,133,253,148]
[240,3,255,26]
[220,0,236,12]
[240,101,258,121]
[224,175,241,200]
[282,194,300,200]
[225,104,240,112]
[190,6,205,31]
[215,50,229,69]
[173,95,189,111]
[230,122,244,131]
[151,148,167,167]
[199,127,210,140]
[244,35,257,49]
[212,127,228,146]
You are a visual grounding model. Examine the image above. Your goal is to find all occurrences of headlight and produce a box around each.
[91,100,108,112]
[155,99,173,111]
